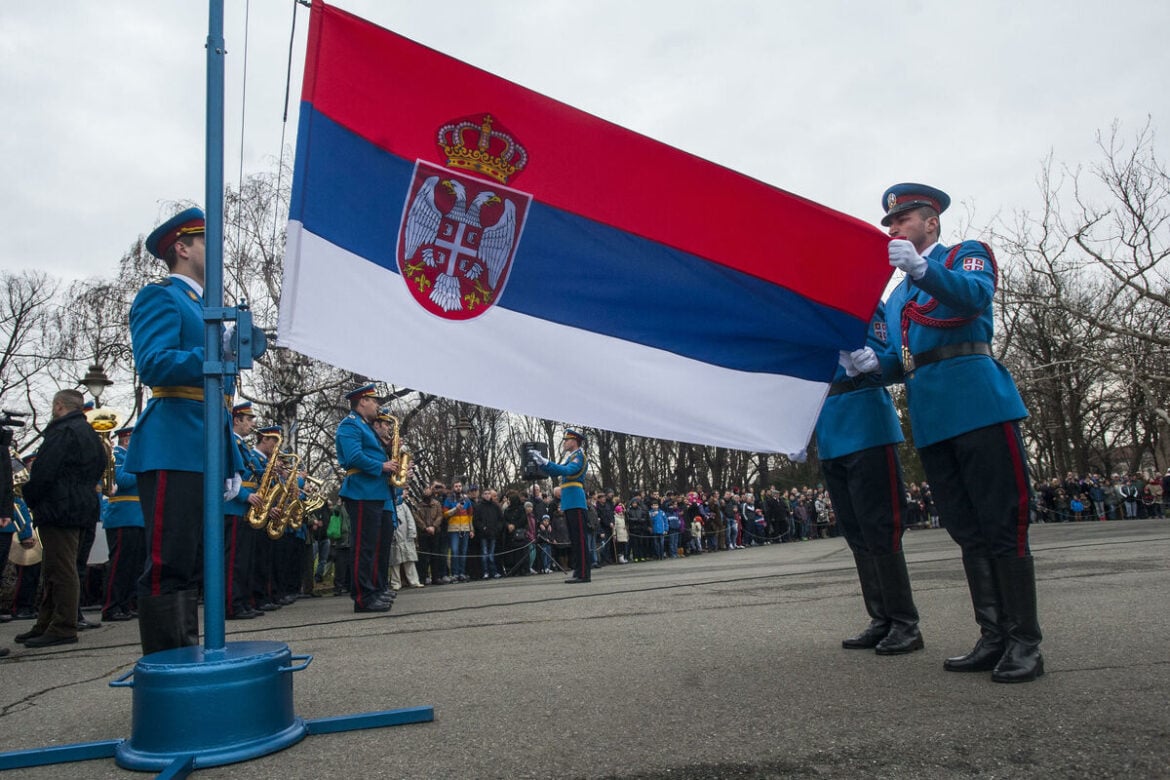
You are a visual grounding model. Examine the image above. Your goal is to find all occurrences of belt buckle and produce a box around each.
[901,345,915,376]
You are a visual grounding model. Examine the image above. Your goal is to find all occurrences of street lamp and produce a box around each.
[80,362,114,406]
[454,415,473,442]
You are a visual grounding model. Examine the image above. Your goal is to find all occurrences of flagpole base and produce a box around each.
[111,641,309,772]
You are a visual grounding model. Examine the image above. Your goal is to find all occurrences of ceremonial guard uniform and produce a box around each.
[101,426,145,622]
[373,408,403,600]
[249,426,283,611]
[224,403,262,619]
[532,429,590,583]
[816,304,922,655]
[126,207,242,654]
[857,184,1042,683]
[335,384,393,612]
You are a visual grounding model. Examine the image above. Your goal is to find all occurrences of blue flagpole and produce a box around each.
[202,0,227,654]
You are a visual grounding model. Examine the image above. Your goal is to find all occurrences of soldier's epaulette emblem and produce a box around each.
[151,278,173,287]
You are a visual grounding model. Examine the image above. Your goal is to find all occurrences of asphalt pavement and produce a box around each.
[2,518,1168,779]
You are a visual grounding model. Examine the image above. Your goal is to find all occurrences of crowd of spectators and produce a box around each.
[1036,470,1169,522]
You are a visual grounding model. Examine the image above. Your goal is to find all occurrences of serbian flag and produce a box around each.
[279,1,891,453]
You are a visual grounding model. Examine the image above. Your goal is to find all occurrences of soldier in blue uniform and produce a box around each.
[224,402,264,619]
[335,384,399,612]
[101,425,145,622]
[372,407,406,601]
[848,183,1043,683]
[250,425,283,611]
[530,429,590,584]
[126,207,243,654]
[816,303,923,655]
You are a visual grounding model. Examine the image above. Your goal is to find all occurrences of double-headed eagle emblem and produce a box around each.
[396,114,530,319]
[402,175,518,313]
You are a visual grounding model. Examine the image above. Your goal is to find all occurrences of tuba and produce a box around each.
[86,407,122,496]
[246,433,283,529]
[381,413,412,489]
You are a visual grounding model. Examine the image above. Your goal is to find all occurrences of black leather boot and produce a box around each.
[873,551,924,655]
[181,590,201,648]
[944,556,1005,672]
[991,556,1044,683]
[842,553,890,649]
[137,593,188,655]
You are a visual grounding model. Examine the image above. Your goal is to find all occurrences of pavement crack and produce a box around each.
[0,662,132,718]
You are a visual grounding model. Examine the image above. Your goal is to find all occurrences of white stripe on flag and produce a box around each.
[279,222,825,453]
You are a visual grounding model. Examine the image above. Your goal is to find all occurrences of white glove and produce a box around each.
[222,322,237,359]
[223,472,242,501]
[530,452,549,467]
[787,448,808,464]
[850,347,880,374]
[838,350,859,378]
[889,239,927,280]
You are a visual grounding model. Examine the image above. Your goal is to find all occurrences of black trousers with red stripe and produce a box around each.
[344,498,384,607]
[565,507,591,580]
[103,526,145,616]
[822,443,908,557]
[224,515,256,615]
[917,421,1033,560]
[137,469,203,598]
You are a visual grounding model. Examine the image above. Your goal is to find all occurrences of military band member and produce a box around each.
[224,402,263,619]
[371,408,405,601]
[250,425,283,611]
[126,207,243,654]
[335,384,399,613]
[851,183,1043,683]
[530,429,590,584]
[101,425,145,622]
[816,304,922,655]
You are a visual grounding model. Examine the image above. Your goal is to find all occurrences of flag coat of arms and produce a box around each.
[280,1,892,453]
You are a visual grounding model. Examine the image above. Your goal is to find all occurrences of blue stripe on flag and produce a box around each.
[291,106,862,380]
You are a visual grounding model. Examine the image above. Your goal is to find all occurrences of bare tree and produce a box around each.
[994,120,1170,472]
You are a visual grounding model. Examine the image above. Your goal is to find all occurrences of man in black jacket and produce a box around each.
[17,390,106,648]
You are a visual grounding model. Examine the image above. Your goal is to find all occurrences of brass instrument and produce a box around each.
[267,452,302,540]
[246,433,283,529]
[382,413,412,489]
[301,474,327,515]
[86,407,122,496]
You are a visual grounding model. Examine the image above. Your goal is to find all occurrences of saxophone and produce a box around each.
[267,452,302,540]
[383,413,411,489]
[246,433,283,529]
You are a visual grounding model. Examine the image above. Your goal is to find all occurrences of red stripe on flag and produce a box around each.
[303,1,889,320]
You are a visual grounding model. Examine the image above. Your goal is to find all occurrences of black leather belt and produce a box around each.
[827,379,864,397]
[912,341,992,368]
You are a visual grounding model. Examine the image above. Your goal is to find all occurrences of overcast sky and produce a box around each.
[3,1,1167,281]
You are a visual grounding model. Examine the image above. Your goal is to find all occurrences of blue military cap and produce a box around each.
[562,427,586,444]
[114,425,135,438]
[880,183,950,226]
[345,383,379,401]
[256,425,281,438]
[83,399,95,412]
[146,207,206,259]
[232,401,255,417]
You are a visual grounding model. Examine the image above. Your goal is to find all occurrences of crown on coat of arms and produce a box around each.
[436,114,528,185]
